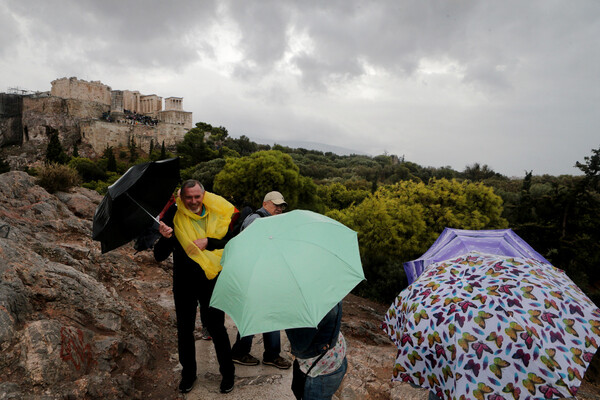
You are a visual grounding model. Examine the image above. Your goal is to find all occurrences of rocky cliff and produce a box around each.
[0,172,598,400]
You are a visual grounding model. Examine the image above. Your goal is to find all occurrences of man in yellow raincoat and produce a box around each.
[154,179,237,394]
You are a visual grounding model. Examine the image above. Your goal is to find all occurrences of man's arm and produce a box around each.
[206,208,263,249]
[153,204,177,262]
[205,211,239,251]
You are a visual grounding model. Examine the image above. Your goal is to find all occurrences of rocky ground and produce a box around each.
[0,170,599,400]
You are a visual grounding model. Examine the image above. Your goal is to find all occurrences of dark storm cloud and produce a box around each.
[4,0,220,71]
[222,0,600,97]
[220,1,480,89]
[7,0,598,95]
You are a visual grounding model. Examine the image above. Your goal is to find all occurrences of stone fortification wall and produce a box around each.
[22,96,109,146]
[51,77,111,106]
[0,94,23,146]
[80,120,187,154]
[158,110,193,129]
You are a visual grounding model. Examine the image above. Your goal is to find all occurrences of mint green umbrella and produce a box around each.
[210,210,364,337]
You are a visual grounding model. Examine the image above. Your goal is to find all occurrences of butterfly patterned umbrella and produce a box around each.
[383,251,600,400]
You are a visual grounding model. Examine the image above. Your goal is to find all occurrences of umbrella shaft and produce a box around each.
[126,193,159,223]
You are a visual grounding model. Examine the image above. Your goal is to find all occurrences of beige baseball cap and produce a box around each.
[263,191,287,205]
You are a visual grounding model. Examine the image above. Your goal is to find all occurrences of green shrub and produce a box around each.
[68,157,107,182]
[36,163,81,193]
[82,181,110,194]
[81,172,120,194]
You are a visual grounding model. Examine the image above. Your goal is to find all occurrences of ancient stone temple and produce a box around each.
[50,77,193,129]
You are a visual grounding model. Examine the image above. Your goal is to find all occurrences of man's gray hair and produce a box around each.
[180,179,205,195]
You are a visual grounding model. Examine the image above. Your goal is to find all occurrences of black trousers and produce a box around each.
[173,264,234,380]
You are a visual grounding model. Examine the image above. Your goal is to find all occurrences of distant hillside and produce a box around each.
[251,137,369,156]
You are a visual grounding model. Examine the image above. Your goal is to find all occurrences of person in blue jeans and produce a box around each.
[409,383,443,400]
[230,191,292,370]
[286,302,347,400]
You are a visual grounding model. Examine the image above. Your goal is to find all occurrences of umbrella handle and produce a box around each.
[125,193,160,223]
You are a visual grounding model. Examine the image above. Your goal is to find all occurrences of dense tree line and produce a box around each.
[34,122,600,305]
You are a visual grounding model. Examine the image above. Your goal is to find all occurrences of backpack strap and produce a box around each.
[254,208,271,218]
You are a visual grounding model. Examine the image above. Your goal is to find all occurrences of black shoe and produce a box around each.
[179,375,197,393]
[263,356,292,369]
[220,375,234,394]
[200,327,212,340]
[232,353,260,366]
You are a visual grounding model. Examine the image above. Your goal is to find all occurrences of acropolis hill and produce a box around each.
[0,77,192,168]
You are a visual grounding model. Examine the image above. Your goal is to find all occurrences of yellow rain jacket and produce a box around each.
[173,191,235,279]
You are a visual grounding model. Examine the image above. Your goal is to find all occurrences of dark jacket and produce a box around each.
[153,203,236,266]
[285,302,342,359]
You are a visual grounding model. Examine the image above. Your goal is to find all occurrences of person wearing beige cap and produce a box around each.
[230,190,292,370]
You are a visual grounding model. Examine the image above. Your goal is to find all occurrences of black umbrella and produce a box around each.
[92,157,180,253]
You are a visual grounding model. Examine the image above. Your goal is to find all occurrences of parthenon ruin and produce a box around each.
[50,77,192,128]
[0,77,193,163]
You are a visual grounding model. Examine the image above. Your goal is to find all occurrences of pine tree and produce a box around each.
[160,141,166,160]
[46,132,69,164]
[104,146,117,172]
[129,136,138,163]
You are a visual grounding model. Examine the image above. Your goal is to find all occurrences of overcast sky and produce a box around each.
[1,0,598,177]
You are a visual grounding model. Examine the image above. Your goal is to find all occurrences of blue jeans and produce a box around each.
[303,356,347,400]
[409,383,442,400]
[231,331,281,361]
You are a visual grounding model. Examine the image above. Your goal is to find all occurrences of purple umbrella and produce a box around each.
[404,228,549,285]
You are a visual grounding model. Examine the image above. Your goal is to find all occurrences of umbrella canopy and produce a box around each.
[210,209,365,337]
[92,157,180,253]
[384,251,600,400]
[404,228,550,285]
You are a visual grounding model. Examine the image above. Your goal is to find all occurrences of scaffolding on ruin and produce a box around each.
[6,87,39,95]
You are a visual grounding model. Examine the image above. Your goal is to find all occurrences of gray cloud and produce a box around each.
[4,0,220,71]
